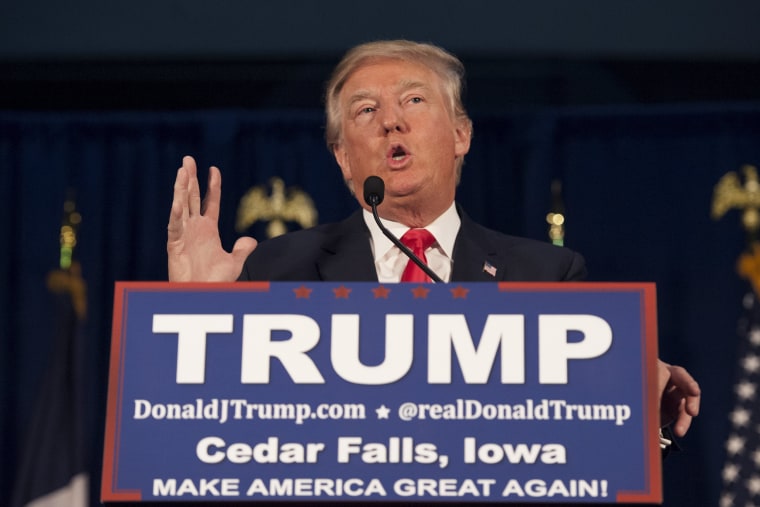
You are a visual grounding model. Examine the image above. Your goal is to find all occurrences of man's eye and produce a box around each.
[359,107,375,115]
[409,97,423,104]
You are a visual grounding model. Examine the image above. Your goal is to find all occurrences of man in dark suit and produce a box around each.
[167,40,699,440]
[236,207,586,282]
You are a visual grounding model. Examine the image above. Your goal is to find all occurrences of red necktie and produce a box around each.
[400,229,437,282]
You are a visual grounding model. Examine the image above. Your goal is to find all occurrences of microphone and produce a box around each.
[363,176,444,283]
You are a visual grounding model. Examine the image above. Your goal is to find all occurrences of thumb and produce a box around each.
[231,236,258,262]
[658,360,671,396]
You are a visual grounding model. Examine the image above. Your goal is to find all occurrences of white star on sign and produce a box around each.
[376,405,390,419]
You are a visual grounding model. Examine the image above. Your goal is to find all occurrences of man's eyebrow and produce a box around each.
[398,80,429,93]
[347,91,374,107]
[346,80,431,106]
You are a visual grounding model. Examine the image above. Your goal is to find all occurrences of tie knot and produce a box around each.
[401,228,436,252]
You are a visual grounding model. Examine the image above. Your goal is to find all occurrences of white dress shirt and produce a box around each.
[362,202,461,283]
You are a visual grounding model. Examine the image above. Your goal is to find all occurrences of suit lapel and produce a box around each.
[451,208,504,282]
[316,211,378,281]
[313,206,507,283]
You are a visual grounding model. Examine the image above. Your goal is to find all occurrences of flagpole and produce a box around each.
[547,179,566,247]
[11,193,89,507]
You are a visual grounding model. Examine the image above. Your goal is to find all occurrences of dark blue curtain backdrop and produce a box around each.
[2,104,759,505]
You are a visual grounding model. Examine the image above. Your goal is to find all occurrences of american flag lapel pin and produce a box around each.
[483,261,497,277]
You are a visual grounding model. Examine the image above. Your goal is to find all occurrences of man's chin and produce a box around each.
[383,176,423,198]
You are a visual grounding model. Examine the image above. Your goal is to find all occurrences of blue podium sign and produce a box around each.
[102,282,661,504]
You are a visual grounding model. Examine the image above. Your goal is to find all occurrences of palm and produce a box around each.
[167,157,257,282]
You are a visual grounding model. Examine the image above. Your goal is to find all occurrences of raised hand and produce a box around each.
[167,156,257,282]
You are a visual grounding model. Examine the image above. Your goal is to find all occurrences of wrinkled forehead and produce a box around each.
[336,57,451,108]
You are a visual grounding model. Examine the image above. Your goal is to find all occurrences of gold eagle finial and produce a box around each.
[713,165,760,296]
[236,177,317,239]
[712,164,760,235]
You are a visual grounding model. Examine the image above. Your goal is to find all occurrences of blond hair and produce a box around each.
[324,40,473,160]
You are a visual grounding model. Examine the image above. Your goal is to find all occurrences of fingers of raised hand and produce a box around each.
[183,156,202,217]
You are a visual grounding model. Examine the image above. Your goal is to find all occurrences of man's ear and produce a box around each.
[453,119,472,158]
[333,144,353,183]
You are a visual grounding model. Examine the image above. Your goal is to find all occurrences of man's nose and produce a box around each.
[380,106,407,134]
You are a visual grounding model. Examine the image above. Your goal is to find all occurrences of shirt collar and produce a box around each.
[362,202,461,260]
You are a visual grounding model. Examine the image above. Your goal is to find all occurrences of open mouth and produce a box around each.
[388,144,409,162]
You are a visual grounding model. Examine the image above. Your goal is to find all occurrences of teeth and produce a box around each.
[392,154,404,160]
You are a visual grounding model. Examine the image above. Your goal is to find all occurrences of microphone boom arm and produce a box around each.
[368,198,444,284]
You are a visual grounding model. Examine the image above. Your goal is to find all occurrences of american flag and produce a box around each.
[720,291,760,506]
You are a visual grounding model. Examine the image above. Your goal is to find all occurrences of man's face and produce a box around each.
[333,58,471,224]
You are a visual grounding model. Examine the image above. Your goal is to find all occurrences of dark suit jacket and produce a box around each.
[239,206,586,282]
